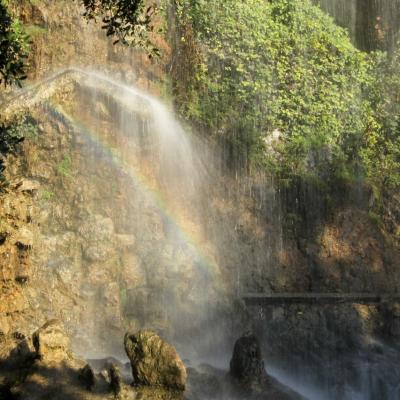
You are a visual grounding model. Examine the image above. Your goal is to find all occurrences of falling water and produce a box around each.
[4,63,400,399]
[5,68,246,362]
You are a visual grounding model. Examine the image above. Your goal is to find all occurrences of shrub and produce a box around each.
[173,0,370,179]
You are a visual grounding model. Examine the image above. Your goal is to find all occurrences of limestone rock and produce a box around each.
[0,316,10,336]
[0,333,36,390]
[122,253,146,288]
[16,179,40,193]
[229,332,265,386]
[32,320,71,364]
[124,330,187,390]
[79,214,115,262]
[115,233,135,249]
[14,227,34,248]
[102,282,122,329]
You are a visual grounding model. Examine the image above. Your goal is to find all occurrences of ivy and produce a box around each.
[173,0,370,179]
[360,49,400,193]
[0,0,30,86]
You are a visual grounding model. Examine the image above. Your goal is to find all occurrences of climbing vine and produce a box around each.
[173,0,370,177]
[172,0,400,205]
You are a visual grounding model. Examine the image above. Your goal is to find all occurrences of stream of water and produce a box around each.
[7,67,400,399]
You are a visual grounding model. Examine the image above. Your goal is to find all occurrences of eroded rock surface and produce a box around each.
[124,330,187,390]
[32,319,72,364]
[229,332,265,386]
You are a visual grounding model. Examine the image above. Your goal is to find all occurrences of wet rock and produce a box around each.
[115,233,135,249]
[109,363,122,395]
[121,254,146,288]
[78,364,95,390]
[229,332,265,386]
[124,330,187,390]
[84,242,112,262]
[186,364,223,400]
[79,214,115,262]
[32,319,71,364]
[102,282,122,329]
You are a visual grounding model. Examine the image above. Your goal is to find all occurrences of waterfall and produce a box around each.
[4,66,400,399]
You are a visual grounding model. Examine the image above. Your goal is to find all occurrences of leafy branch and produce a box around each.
[80,0,159,57]
[0,1,29,86]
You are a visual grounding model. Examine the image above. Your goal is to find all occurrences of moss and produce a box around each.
[24,24,47,37]
[368,211,382,227]
[57,155,72,178]
[40,189,55,201]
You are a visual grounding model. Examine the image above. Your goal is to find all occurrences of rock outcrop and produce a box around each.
[229,332,265,386]
[78,364,95,391]
[0,332,36,392]
[124,330,187,390]
[32,319,71,364]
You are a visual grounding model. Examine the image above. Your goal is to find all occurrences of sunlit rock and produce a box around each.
[115,233,135,249]
[14,226,34,249]
[0,285,27,314]
[121,253,147,288]
[16,179,40,193]
[124,330,187,390]
[32,319,71,364]
[0,316,10,336]
[78,214,115,262]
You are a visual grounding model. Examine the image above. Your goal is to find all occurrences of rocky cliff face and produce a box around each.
[3,0,169,97]
[1,1,400,399]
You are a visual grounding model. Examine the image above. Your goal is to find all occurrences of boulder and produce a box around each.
[229,332,265,386]
[32,320,71,364]
[109,363,122,395]
[78,364,95,390]
[124,330,187,390]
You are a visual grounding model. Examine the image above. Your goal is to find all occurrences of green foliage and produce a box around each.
[40,189,55,201]
[0,116,37,154]
[23,24,47,38]
[120,287,127,307]
[174,0,370,177]
[57,155,73,178]
[360,48,400,193]
[0,116,37,181]
[8,116,38,140]
[80,0,159,56]
[0,1,30,86]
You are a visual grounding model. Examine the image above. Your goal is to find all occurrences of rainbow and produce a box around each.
[41,99,221,282]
